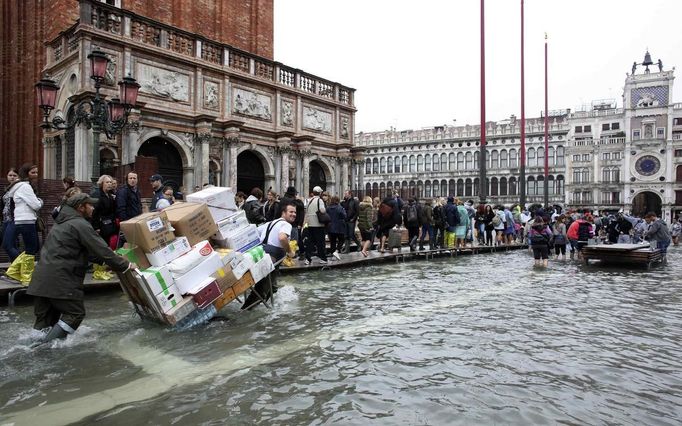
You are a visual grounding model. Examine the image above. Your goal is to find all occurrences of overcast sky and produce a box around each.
[274,0,682,133]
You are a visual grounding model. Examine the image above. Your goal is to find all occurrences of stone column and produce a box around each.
[350,159,357,193]
[341,158,349,194]
[224,128,240,189]
[358,159,365,194]
[295,154,302,193]
[183,167,195,192]
[276,137,292,194]
[221,137,230,187]
[41,135,57,179]
[302,155,310,197]
[121,110,141,165]
[196,133,210,186]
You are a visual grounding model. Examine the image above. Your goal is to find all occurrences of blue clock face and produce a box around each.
[635,155,661,176]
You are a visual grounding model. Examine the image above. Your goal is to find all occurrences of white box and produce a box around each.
[231,256,254,280]
[186,186,237,223]
[221,224,261,253]
[139,266,175,296]
[153,284,183,313]
[173,251,224,294]
[214,210,249,239]
[249,254,274,283]
[168,240,215,276]
[145,236,192,267]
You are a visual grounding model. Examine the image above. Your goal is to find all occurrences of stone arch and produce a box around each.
[137,129,191,168]
[236,145,275,179]
[631,190,663,217]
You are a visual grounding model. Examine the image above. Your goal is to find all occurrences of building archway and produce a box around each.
[237,150,265,194]
[309,160,327,193]
[138,137,184,194]
[632,191,662,217]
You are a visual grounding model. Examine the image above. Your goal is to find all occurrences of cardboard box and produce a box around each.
[163,202,219,247]
[212,264,238,292]
[249,253,274,283]
[163,296,197,325]
[231,256,253,280]
[173,251,224,294]
[145,236,192,267]
[116,269,160,317]
[115,245,151,270]
[212,287,237,311]
[139,266,175,296]
[214,210,249,239]
[188,277,222,308]
[168,240,215,276]
[232,270,255,297]
[216,248,243,266]
[186,186,237,223]
[119,211,175,253]
[216,224,261,252]
[153,283,183,313]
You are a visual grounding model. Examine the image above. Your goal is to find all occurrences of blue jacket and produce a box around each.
[116,185,142,221]
[326,204,347,234]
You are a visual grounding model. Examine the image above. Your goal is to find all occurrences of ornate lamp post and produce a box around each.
[35,50,140,183]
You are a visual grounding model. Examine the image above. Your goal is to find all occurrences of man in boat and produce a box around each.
[241,200,297,309]
[27,193,135,346]
[643,212,672,258]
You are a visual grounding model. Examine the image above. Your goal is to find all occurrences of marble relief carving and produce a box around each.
[303,106,332,134]
[340,116,350,139]
[281,100,294,126]
[104,55,117,86]
[233,88,272,120]
[203,81,219,110]
[137,63,189,102]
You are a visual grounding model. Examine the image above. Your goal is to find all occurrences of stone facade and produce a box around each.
[0,0,273,177]
[38,0,355,198]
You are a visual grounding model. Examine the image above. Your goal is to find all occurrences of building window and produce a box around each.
[424,154,431,172]
[556,146,565,166]
[474,151,480,169]
[602,123,610,131]
[633,129,641,140]
[674,118,682,126]
[409,155,416,172]
[657,127,665,138]
[527,177,536,195]
[614,152,621,160]
[575,126,583,133]
[537,147,545,167]
[402,156,409,173]
[465,152,473,169]
[675,149,682,157]
[583,191,592,202]
[573,154,580,162]
[611,122,620,130]
[380,157,386,174]
[441,154,447,171]
[457,152,464,170]
[509,149,517,167]
[417,155,424,172]
[527,148,536,167]
[584,125,592,132]
[572,191,581,204]
[556,175,564,194]
[602,152,610,160]
[582,154,590,162]
[500,150,508,168]
[448,153,455,171]
[432,155,438,171]
[490,151,498,169]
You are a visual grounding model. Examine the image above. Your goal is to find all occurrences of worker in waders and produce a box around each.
[27,193,135,346]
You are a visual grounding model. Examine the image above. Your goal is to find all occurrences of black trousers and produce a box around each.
[305,227,327,261]
[33,296,85,332]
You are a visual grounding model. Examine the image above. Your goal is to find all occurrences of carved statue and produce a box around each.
[341,117,349,138]
[204,82,219,110]
[657,59,663,72]
[281,101,293,126]
[632,62,637,75]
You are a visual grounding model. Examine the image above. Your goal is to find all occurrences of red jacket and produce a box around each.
[567,219,593,240]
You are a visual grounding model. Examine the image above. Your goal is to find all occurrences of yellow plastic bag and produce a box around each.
[5,252,35,285]
[93,263,114,281]
[289,240,299,253]
[281,257,295,267]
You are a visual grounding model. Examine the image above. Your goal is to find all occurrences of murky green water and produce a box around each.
[1,248,682,425]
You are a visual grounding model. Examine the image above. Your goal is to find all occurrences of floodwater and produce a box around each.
[1,248,681,425]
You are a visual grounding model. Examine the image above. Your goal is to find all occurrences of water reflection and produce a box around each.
[1,249,681,425]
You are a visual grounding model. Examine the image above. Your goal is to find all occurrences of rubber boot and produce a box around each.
[341,240,350,254]
[30,323,68,348]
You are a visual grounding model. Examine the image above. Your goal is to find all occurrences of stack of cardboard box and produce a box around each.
[115,186,275,327]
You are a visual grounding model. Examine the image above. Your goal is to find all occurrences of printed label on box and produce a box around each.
[147,217,165,232]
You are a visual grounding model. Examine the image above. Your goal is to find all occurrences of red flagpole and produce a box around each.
[520,0,526,208]
[479,0,487,204]
[544,33,549,208]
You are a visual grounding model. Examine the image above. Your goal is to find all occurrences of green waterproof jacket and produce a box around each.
[357,201,374,232]
[27,204,130,300]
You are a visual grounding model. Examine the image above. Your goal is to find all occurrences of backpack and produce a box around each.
[445,204,460,228]
[577,221,592,242]
[378,202,393,219]
[406,204,418,225]
[530,232,549,246]
[492,214,502,227]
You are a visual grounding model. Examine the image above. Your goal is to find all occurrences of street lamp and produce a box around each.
[35,50,140,183]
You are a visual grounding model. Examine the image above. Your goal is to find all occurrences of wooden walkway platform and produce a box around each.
[0,243,528,305]
[582,243,664,269]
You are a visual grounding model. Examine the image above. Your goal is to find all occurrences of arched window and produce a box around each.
[473,178,480,196]
[417,155,424,172]
[402,156,408,173]
[490,177,499,196]
[457,152,464,170]
[556,146,565,166]
[465,152,473,169]
[491,150,499,169]
[556,175,564,194]
[612,167,620,183]
[380,157,386,174]
[365,160,371,175]
[547,175,555,194]
[582,168,590,183]
[500,150,508,168]
[387,156,394,174]
[449,153,456,171]
[509,177,517,195]
[372,182,379,197]
[457,179,464,196]
[433,179,440,197]
[409,180,416,196]
[527,148,536,167]
[465,178,473,196]
[448,179,456,196]
[424,154,431,172]
[509,148,518,168]
[474,151,480,169]
[440,153,447,171]
[372,158,379,174]
[379,182,386,199]
[537,147,545,168]
[425,180,431,197]
[500,177,508,196]
[402,180,409,199]
[548,146,555,165]
[537,175,545,196]
[527,176,536,195]
[602,167,610,183]
[417,180,424,198]
[433,154,439,171]
[387,181,393,195]
[409,155,416,172]
[441,180,447,197]
[365,182,371,196]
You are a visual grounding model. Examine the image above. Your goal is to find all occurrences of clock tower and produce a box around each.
[623,51,676,219]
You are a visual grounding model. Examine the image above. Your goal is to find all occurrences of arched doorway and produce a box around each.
[138,137,183,193]
[309,160,327,193]
[237,150,264,193]
[632,191,662,217]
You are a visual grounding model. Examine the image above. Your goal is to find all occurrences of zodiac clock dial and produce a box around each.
[634,155,661,176]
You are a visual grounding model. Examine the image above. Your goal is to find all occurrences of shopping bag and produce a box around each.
[5,252,35,285]
[93,263,114,281]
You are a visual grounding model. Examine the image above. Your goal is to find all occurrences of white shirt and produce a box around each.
[258,218,292,248]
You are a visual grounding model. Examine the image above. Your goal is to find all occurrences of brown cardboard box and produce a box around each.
[232,270,255,298]
[163,296,197,325]
[163,202,219,247]
[119,211,175,253]
[116,269,162,319]
[211,264,238,292]
[212,287,237,311]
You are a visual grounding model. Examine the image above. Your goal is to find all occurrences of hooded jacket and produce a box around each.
[27,204,130,300]
[9,181,43,224]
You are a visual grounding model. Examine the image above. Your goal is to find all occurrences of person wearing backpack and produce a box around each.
[303,186,328,265]
[455,199,470,249]
[552,214,569,260]
[1,167,20,258]
[375,196,401,253]
[567,214,594,260]
[419,198,434,250]
[529,218,552,267]
[402,197,422,251]
[492,206,505,245]
[3,163,43,261]
[443,197,459,249]
[432,198,447,249]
